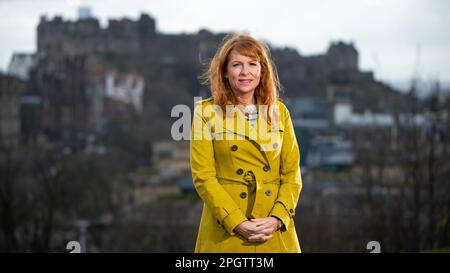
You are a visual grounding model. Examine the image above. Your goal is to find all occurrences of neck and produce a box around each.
[236,92,256,106]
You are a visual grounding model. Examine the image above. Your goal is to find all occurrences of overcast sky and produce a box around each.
[1,0,449,87]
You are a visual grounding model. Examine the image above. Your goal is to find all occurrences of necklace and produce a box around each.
[243,104,258,126]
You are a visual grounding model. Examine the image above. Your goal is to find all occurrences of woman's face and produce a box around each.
[225,49,261,98]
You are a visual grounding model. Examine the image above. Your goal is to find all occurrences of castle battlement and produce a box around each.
[37,13,156,56]
[35,12,369,83]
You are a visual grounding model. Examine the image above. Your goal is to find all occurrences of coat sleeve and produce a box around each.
[190,103,247,235]
[270,103,303,231]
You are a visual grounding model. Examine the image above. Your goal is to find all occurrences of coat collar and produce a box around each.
[219,96,284,168]
[222,95,282,140]
[222,95,268,143]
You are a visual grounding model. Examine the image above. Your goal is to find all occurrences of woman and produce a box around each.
[190,33,303,252]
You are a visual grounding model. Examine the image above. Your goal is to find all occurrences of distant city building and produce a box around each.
[105,72,144,113]
[0,73,25,148]
[306,135,355,169]
[285,97,328,130]
[152,140,190,179]
[334,100,395,127]
[333,99,434,130]
[85,72,145,133]
[7,53,36,81]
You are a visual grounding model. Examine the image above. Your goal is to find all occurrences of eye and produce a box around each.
[232,63,240,67]
[250,63,258,66]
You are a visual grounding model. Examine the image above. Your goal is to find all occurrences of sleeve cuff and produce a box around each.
[270,202,293,231]
[221,208,248,235]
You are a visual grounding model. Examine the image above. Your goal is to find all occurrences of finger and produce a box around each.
[246,223,267,233]
[261,234,273,241]
[260,227,276,235]
[249,233,273,243]
[248,233,265,241]
[251,220,270,228]
[248,237,265,243]
[253,217,277,228]
[250,218,269,223]
[257,218,278,228]
[253,222,274,232]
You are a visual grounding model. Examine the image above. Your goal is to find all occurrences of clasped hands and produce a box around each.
[234,217,280,243]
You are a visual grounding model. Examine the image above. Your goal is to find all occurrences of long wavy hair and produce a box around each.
[200,33,280,123]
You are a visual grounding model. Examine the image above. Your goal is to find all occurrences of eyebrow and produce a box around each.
[230,59,259,64]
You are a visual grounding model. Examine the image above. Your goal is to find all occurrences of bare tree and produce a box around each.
[0,145,21,251]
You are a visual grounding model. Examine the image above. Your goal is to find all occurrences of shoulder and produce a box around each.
[275,98,290,116]
[193,97,220,120]
[193,97,215,115]
[195,97,214,107]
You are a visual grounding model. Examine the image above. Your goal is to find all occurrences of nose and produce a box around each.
[240,64,249,75]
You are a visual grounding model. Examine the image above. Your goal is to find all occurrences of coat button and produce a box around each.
[263,165,270,172]
[240,192,247,199]
[273,142,279,149]
[217,219,221,225]
[236,168,244,175]
[265,189,272,196]
[290,208,294,213]
[230,145,238,151]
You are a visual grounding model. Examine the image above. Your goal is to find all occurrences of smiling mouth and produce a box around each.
[238,79,252,84]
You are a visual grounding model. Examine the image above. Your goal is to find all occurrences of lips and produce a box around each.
[238,79,252,84]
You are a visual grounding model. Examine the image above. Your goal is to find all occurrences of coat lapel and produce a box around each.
[221,97,272,167]
[222,100,254,141]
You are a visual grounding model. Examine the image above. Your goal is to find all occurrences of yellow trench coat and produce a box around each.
[190,97,302,253]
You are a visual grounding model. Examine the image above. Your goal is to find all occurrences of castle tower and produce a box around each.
[327,41,359,72]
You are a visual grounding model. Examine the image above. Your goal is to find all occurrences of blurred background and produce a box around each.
[0,0,449,252]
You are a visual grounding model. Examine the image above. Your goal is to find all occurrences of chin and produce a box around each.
[237,86,257,94]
